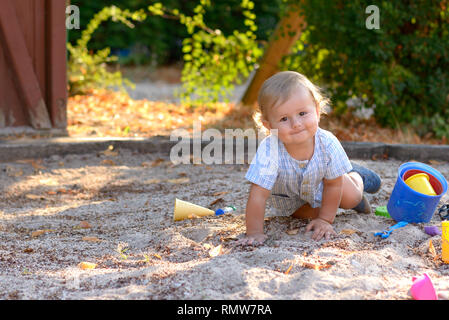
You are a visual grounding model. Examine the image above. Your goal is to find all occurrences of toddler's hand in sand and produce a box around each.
[236,233,267,246]
[305,218,336,241]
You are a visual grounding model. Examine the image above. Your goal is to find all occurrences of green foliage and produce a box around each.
[67,5,146,95]
[68,0,189,65]
[67,1,270,100]
[148,0,263,104]
[281,0,449,139]
[68,0,281,66]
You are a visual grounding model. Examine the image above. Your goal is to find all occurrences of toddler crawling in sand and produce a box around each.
[240,71,381,244]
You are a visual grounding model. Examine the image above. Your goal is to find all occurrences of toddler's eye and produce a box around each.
[280,117,288,122]
[299,112,307,116]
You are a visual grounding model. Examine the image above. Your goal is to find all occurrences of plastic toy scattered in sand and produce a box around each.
[387,162,447,223]
[174,198,236,221]
[374,221,408,239]
[410,273,437,300]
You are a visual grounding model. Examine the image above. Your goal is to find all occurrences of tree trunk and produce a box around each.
[240,4,306,108]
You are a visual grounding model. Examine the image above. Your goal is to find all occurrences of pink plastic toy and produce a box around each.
[410,273,437,300]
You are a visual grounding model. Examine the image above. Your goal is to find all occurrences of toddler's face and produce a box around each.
[262,87,320,147]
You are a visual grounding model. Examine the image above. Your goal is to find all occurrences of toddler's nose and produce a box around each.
[291,116,302,128]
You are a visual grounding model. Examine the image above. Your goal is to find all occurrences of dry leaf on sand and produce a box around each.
[82,236,101,242]
[79,221,92,229]
[17,159,45,170]
[101,159,116,166]
[428,160,441,165]
[166,178,190,184]
[429,239,437,258]
[144,178,162,184]
[301,261,333,270]
[151,158,165,167]
[26,194,45,200]
[31,160,46,170]
[78,262,97,270]
[286,228,299,235]
[209,245,222,257]
[213,191,229,197]
[31,229,54,237]
[340,229,358,235]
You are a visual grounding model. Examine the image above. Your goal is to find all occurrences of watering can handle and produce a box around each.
[390,221,408,230]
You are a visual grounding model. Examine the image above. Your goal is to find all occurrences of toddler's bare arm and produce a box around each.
[319,176,343,223]
[239,183,271,245]
[305,176,342,240]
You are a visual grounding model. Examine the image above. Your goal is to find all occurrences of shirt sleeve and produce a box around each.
[323,132,352,180]
[245,135,279,190]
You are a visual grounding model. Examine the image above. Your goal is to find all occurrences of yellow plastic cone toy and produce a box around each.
[174,198,215,221]
[405,173,437,196]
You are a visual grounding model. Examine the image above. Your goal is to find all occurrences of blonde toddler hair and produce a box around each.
[253,71,329,132]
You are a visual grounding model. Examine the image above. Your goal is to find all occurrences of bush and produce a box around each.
[67,0,271,100]
[148,0,264,103]
[67,5,146,95]
[282,0,449,139]
[68,0,281,66]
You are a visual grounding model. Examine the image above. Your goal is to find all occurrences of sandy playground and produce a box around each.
[0,146,449,300]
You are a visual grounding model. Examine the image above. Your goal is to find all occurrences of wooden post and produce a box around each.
[0,0,52,129]
[240,4,306,108]
[46,0,68,129]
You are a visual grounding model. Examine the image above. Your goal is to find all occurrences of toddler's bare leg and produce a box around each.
[340,172,364,209]
[291,203,320,219]
[292,172,365,220]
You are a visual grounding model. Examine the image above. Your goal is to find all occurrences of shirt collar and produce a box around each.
[275,128,321,165]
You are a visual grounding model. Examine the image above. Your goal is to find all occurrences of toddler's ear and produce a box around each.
[262,119,271,131]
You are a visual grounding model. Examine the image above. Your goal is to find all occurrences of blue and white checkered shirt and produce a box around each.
[245,127,352,215]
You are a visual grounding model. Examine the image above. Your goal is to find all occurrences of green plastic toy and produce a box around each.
[375,206,391,218]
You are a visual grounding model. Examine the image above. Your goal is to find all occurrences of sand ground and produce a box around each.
[1,147,448,300]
